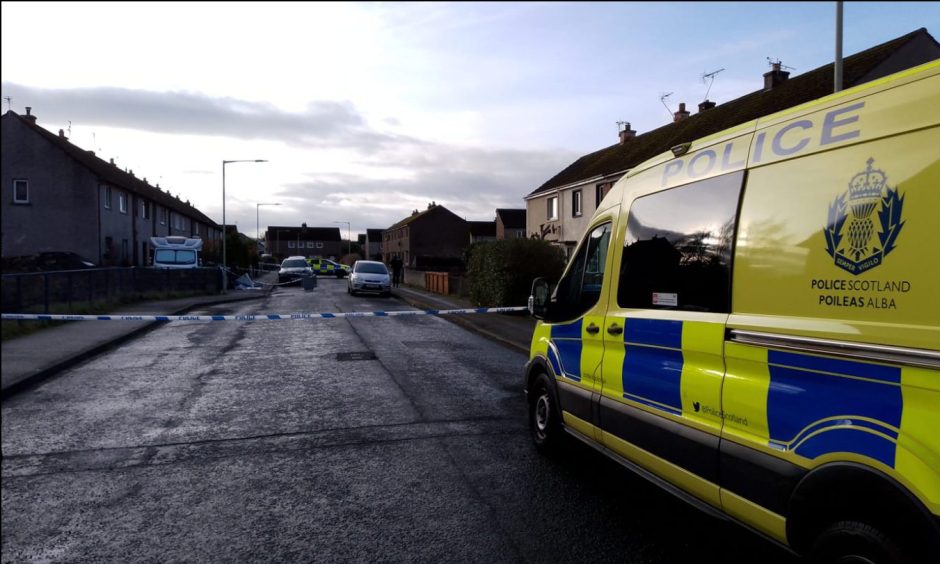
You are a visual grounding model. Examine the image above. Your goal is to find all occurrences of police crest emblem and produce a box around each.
[824,158,904,275]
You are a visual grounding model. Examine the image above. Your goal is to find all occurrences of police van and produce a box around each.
[525,61,939,563]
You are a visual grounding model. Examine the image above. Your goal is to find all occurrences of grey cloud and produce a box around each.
[1,82,418,152]
[271,143,577,232]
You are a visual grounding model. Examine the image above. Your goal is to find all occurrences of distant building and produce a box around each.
[383,203,469,268]
[468,220,497,244]
[265,224,342,259]
[524,27,940,257]
[1,109,221,266]
[495,208,526,240]
[365,229,384,260]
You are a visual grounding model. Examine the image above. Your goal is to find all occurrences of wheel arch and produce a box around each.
[787,461,940,558]
[524,355,558,396]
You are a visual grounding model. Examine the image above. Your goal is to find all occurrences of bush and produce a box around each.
[466,239,566,307]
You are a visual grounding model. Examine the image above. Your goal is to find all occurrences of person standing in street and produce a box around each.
[391,255,403,288]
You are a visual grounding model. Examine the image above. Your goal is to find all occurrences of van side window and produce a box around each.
[617,171,743,313]
[551,222,612,321]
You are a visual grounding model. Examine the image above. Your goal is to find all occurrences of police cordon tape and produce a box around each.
[2,306,527,322]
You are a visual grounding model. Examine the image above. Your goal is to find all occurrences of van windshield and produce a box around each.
[154,249,196,265]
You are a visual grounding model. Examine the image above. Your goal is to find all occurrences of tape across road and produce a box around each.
[2,307,527,322]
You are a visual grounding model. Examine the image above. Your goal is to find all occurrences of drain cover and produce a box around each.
[336,351,377,361]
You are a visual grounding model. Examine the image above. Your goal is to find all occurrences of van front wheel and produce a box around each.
[810,520,908,564]
[529,372,563,454]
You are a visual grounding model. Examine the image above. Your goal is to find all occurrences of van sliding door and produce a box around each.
[598,171,744,510]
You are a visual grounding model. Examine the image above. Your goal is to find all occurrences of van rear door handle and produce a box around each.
[607,324,623,336]
[585,323,600,335]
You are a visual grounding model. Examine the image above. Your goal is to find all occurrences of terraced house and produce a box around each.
[524,28,940,258]
[2,108,221,266]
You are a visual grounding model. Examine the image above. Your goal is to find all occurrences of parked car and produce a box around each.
[347,260,391,296]
[278,256,315,285]
[307,257,351,278]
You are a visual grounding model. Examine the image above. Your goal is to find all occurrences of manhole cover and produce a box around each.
[336,351,377,361]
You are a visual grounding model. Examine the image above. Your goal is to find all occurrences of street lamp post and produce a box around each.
[256,202,281,255]
[333,221,351,258]
[222,159,267,292]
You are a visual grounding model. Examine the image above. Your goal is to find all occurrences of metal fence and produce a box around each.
[1,267,222,313]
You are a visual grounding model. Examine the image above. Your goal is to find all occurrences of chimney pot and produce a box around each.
[110,158,115,165]
[618,121,636,144]
[698,100,716,112]
[23,107,37,124]
[25,107,31,116]
[673,102,691,123]
[59,129,65,137]
[763,63,790,91]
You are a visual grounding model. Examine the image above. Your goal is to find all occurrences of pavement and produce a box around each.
[1,274,535,399]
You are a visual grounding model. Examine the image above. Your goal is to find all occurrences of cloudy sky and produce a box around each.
[3,2,939,240]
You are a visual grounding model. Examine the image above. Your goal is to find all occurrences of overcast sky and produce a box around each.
[3,2,939,240]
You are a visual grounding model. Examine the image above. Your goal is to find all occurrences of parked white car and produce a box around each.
[347,260,391,297]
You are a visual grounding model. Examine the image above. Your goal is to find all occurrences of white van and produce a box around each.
[150,236,202,269]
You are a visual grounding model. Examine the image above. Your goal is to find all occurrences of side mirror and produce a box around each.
[529,277,551,319]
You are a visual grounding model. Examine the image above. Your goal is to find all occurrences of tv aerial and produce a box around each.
[660,92,674,117]
[701,68,725,101]
[767,57,795,71]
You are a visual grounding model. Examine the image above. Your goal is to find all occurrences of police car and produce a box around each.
[526,61,940,564]
[307,257,351,278]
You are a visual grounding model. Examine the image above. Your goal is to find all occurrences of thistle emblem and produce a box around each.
[824,158,904,275]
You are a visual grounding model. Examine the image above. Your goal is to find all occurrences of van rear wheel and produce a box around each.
[810,520,908,564]
[529,372,563,454]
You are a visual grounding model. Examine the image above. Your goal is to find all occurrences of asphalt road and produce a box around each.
[1,277,799,563]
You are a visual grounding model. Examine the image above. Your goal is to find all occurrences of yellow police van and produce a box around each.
[525,60,939,564]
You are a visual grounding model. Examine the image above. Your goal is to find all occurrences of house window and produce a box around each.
[140,200,151,220]
[547,196,558,220]
[572,189,583,217]
[307,241,315,249]
[596,183,606,207]
[316,242,324,249]
[13,179,29,203]
[288,241,295,249]
[515,230,525,239]
[118,192,128,214]
[104,186,112,209]
[159,207,167,225]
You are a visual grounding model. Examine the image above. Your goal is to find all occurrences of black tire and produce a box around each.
[528,372,563,454]
[810,520,909,564]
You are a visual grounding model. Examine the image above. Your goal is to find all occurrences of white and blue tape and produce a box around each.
[2,306,527,322]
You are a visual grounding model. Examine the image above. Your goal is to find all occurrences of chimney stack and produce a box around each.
[618,122,636,144]
[673,102,690,123]
[764,61,790,91]
[24,107,37,124]
[58,129,66,138]
[698,100,716,113]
